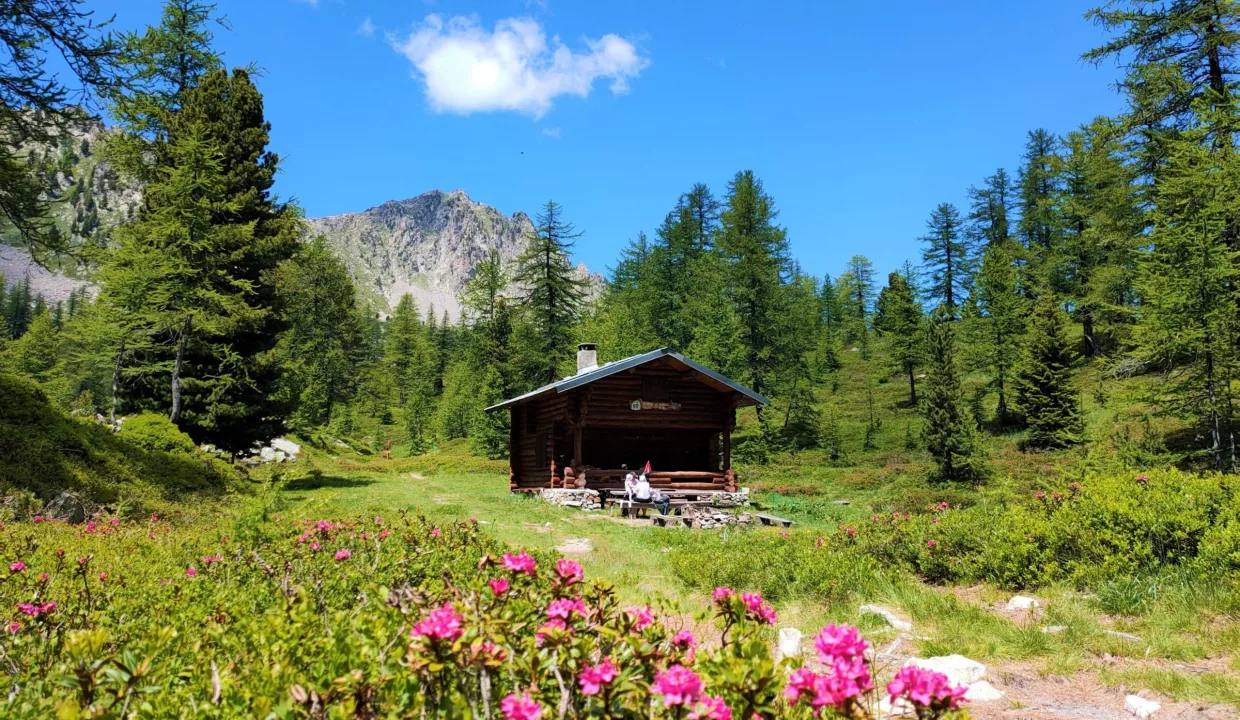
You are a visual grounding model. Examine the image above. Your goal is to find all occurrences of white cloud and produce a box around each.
[390,14,648,117]
[541,127,561,138]
[358,17,375,37]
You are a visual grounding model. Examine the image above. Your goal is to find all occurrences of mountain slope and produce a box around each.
[308,190,600,319]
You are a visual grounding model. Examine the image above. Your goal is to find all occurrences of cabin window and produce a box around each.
[642,377,669,402]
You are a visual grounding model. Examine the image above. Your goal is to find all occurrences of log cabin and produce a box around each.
[486,344,768,493]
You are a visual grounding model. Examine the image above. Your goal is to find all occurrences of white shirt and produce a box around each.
[623,473,636,499]
[634,476,652,501]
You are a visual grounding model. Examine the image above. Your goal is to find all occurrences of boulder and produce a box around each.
[45,492,87,524]
[1125,695,1160,718]
[777,628,803,660]
[859,604,913,632]
[271,437,301,457]
[965,681,1004,702]
[259,446,277,463]
[904,655,986,686]
[1006,595,1039,610]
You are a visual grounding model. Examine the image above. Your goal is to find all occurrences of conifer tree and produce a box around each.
[1,310,59,383]
[919,203,971,316]
[1016,295,1084,449]
[717,170,791,411]
[920,312,986,483]
[974,243,1027,424]
[1018,129,1063,255]
[513,200,586,387]
[874,271,924,403]
[471,364,510,459]
[967,168,1016,248]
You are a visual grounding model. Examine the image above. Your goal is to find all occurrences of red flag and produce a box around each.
[642,461,651,475]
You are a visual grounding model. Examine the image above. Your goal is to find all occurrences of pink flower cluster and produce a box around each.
[411,602,464,642]
[785,624,873,711]
[628,605,655,630]
[886,666,967,711]
[555,558,583,585]
[741,592,777,624]
[502,551,537,575]
[15,601,56,617]
[500,692,542,720]
[334,549,352,561]
[545,597,588,621]
[688,695,732,720]
[9,562,25,573]
[489,577,509,595]
[578,658,617,696]
[653,664,702,706]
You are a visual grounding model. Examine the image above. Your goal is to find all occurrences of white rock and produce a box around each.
[859,604,913,632]
[271,437,301,457]
[904,655,986,686]
[1006,595,1039,610]
[965,681,1004,702]
[1125,695,1161,718]
[777,628,803,660]
[259,446,276,462]
[273,450,287,463]
[878,695,915,719]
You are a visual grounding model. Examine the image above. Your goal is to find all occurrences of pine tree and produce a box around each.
[820,405,844,462]
[1018,129,1063,253]
[1,310,59,383]
[974,243,1027,424]
[874,271,924,403]
[1016,295,1084,450]
[920,312,986,483]
[471,364,510,459]
[967,168,1016,248]
[513,200,586,387]
[717,170,791,411]
[919,202,971,315]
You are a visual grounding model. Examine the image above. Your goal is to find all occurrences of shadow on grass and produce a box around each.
[283,474,378,491]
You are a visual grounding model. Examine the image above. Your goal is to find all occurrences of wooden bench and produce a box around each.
[755,513,794,528]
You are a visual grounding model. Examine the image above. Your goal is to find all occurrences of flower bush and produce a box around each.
[0,510,970,718]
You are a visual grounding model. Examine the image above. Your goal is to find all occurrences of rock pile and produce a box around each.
[680,505,752,529]
[240,437,302,466]
[540,488,602,511]
[707,490,751,508]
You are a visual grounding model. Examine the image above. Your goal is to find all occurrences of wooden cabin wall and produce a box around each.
[512,393,569,490]
[581,371,730,430]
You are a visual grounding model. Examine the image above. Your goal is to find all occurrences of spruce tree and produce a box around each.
[967,168,1015,248]
[820,405,844,462]
[873,271,924,403]
[1018,129,1063,253]
[513,200,586,387]
[919,202,971,316]
[471,364,510,459]
[920,312,986,483]
[974,243,1027,424]
[716,170,791,411]
[1016,295,1084,449]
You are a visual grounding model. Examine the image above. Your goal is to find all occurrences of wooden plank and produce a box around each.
[755,513,794,528]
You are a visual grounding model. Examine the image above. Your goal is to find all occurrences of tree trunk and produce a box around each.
[1082,312,1097,357]
[169,314,192,424]
[907,365,917,405]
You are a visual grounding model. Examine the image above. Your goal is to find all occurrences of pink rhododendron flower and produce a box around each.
[6,622,19,634]
[489,577,509,595]
[628,605,655,630]
[471,641,508,663]
[32,516,43,523]
[335,549,352,561]
[535,619,569,645]
[38,573,47,581]
[15,602,55,617]
[784,667,819,703]
[578,657,618,696]
[374,517,384,525]
[546,597,588,621]
[711,587,735,604]
[309,542,321,551]
[741,592,777,624]
[846,527,856,538]
[109,518,120,526]
[815,536,825,549]
[813,624,869,665]
[502,551,537,575]
[411,602,464,642]
[672,630,697,648]
[9,562,25,573]
[689,696,732,720]
[431,528,442,538]
[926,539,937,549]
[98,572,106,581]
[202,555,221,564]
[653,664,703,706]
[886,666,967,711]
[377,529,390,540]
[500,692,542,720]
[555,558,583,584]
[186,567,198,577]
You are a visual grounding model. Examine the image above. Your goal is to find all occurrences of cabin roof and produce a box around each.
[484,348,769,412]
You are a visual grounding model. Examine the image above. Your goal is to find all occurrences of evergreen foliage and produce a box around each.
[920,312,986,483]
[873,271,924,403]
[1016,295,1084,450]
[918,202,971,315]
[513,201,586,387]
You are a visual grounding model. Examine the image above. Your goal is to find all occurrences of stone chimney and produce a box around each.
[577,343,598,375]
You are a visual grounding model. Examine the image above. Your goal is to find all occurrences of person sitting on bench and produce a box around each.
[633,474,670,515]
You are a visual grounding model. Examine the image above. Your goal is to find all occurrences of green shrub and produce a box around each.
[119,413,196,455]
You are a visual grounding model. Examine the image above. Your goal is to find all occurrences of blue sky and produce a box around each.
[89,0,1126,281]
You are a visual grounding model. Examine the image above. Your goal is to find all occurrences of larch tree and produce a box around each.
[513,200,586,387]
[920,311,986,483]
[1016,294,1084,449]
[967,168,1016,248]
[874,271,924,403]
[919,202,971,316]
[716,169,791,417]
[974,243,1027,425]
[0,0,119,261]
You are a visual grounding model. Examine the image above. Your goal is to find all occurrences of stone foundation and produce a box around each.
[540,488,602,511]
[707,490,750,508]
